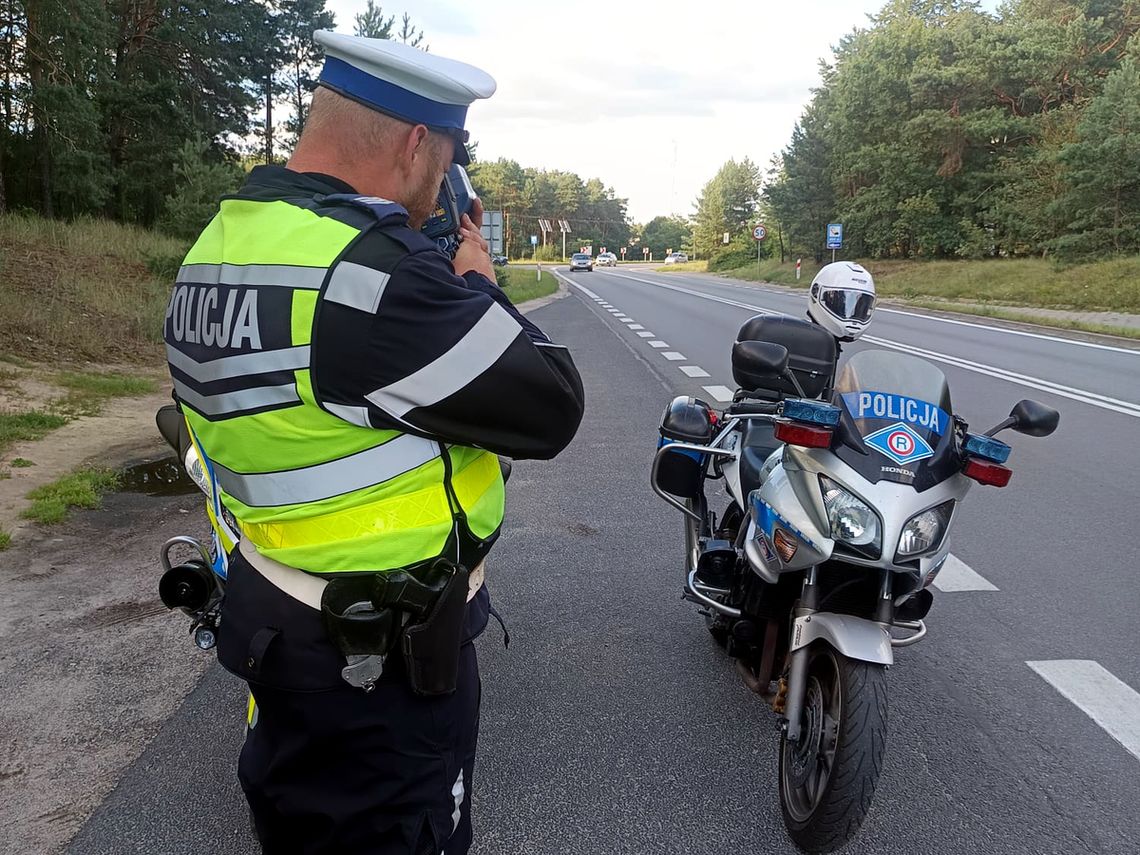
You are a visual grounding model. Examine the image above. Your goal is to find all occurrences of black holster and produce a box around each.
[320,560,469,696]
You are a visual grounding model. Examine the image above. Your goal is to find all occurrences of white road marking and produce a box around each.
[649,270,1140,357]
[604,271,1140,421]
[627,323,644,329]
[574,283,601,299]
[1027,660,1140,762]
[662,352,686,361]
[637,331,655,338]
[614,315,631,321]
[649,341,668,348]
[702,385,734,402]
[931,554,998,592]
[607,308,621,314]
[680,366,711,378]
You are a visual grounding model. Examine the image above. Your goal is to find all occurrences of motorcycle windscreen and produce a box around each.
[831,350,959,491]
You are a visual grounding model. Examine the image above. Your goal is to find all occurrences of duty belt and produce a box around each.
[238,539,473,694]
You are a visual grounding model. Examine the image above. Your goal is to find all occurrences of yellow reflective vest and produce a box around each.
[165,190,503,574]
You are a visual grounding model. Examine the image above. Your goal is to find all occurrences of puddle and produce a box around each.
[119,457,198,496]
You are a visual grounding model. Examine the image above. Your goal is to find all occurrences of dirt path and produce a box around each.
[0,486,214,855]
[0,388,174,538]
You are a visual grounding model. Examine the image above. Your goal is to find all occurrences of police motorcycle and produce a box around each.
[650,269,1060,853]
[156,164,485,655]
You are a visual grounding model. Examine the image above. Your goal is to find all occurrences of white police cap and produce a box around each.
[313,30,495,165]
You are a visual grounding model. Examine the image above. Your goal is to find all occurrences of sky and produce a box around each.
[322,1,942,223]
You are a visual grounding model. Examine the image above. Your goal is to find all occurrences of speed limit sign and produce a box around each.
[753,224,768,241]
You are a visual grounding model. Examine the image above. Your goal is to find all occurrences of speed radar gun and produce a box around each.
[421,163,476,258]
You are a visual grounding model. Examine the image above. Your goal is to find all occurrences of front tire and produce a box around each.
[778,646,887,853]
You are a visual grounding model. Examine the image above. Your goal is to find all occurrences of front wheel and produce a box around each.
[778,646,887,853]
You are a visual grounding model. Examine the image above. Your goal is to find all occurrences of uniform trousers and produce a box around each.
[218,548,488,854]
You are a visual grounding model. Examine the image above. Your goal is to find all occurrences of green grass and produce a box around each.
[22,467,120,525]
[0,528,10,551]
[0,212,187,364]
[51,371,158,418]
[654,260,710,273]
[500,267,559,304]
[10,458,33,467]
[0,411,69,455]
[720,256,1140,313]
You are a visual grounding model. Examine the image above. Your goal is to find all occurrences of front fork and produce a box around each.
[783,567,894,742]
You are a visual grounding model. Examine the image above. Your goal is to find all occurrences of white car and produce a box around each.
[596,252,617,267]
[569,252,593,272]
[664,252,689,264]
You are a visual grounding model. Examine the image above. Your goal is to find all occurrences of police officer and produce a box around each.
[163,32,584,854]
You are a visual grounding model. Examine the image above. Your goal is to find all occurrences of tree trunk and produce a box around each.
[265,73,273,163]
[24,0,52,216]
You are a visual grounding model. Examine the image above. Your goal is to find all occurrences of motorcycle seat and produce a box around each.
[739,420,781,500]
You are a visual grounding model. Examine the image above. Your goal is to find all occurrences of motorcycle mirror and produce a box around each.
[155,404,192,457]
[984,399,1060,438]
[732,340,790,379]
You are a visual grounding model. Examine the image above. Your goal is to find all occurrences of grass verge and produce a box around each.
[0,411,69,455]
[900,299,1140,340]
[22,467,120,525]
[0,212,186,364]
[0,527,10,550]
[654,260,710,273]
[51,371,158,418]
[500,267,559,304]
[720,256,1140,313]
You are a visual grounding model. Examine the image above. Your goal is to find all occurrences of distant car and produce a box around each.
[664,252,689,264]
[570,252,593,272]
[492,254,509,266]
[595,252,617,267]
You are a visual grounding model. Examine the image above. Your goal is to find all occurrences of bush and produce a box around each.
[159,137,244,240]
[494,265,511,289]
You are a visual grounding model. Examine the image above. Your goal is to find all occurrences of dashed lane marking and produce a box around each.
[701,385,734,402]
[601,271,1140,421]
[649,341,668,348]
[627,323,645,330]
[1028,660,1140,762]
[662,352,686,361]
[637,332,655,338]
[680,366,711,378]
[931,554,999,592]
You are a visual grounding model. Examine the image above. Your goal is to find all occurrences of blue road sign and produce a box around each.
[530,235,538,246]
[826,223,843,249]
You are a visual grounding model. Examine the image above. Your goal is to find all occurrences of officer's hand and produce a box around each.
[469,197,485,230]
[454,214,495,281]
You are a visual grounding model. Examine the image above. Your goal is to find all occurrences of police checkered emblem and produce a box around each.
[863,422,934,466]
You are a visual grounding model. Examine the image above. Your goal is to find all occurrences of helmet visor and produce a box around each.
[820,288,875,323]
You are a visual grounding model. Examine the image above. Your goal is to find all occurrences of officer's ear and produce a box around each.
[404,124,432,163]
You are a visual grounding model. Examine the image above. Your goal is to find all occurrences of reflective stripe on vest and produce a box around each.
[167,196,504,574]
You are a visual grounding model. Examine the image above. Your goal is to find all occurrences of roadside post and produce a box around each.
[796,257,802,280]
[723,231,730,245]
[621,246,627,261]
[643,246,649,262]
[752,223,767,279]
[826,223,843,262]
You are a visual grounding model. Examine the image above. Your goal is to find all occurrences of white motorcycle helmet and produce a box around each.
[807,262,876,342]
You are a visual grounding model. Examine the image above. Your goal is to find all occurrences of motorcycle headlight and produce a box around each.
[820,476,880,549]
[183,445,214,501]
[897,501,954,558]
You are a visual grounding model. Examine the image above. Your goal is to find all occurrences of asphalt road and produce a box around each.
[69,271,1140,854]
